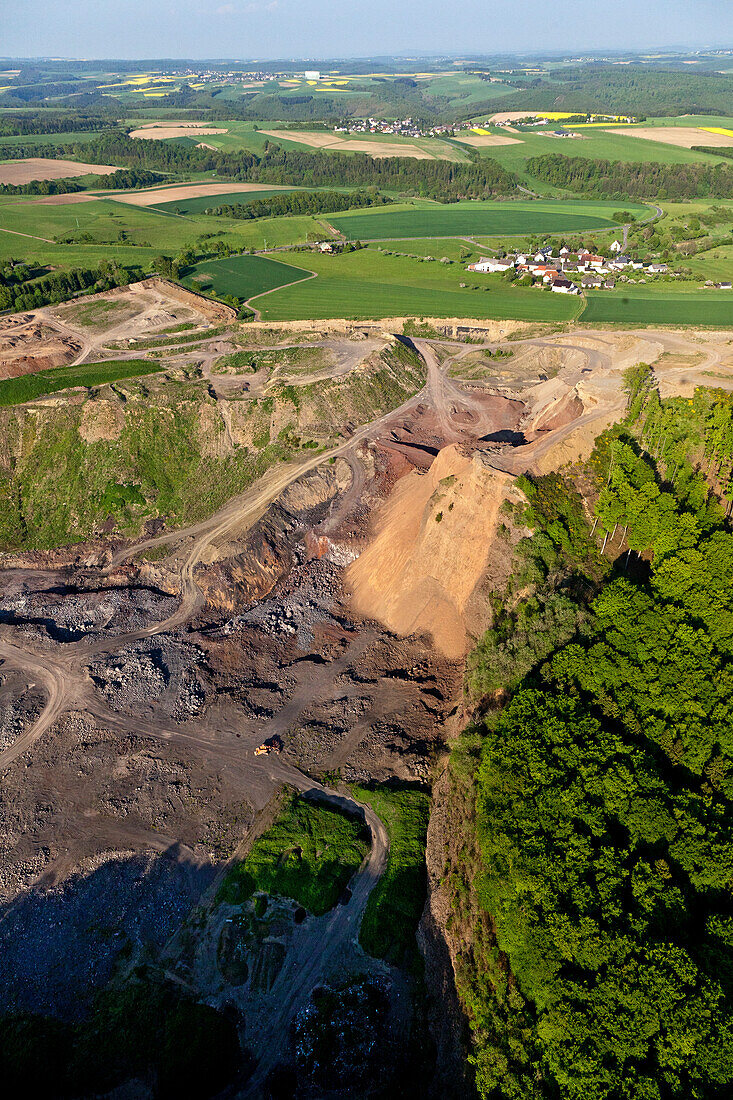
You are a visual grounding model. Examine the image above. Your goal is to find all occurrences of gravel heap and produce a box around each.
[87,636,207,719]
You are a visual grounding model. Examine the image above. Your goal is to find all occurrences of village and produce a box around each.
[334,116,466,138]
[467,240,681,294]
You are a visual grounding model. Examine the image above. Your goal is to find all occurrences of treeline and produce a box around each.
[204,188,392,220]
[0,168,164,196]
[0,977,239,1098]
[486,65,733,118]
[0,261,144,313]
[526,152,733,199]
[454,387,733,1098]
[94,167,164,190]
[13,130,517,199]
[624,362,733,506]
[0,178,85,197]
[0,113,112,136]
[694,145,733,161]
[0,80,100,105]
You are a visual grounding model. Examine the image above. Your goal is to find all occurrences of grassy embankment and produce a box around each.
[0,358,164,406]
[351,785,430,968]
[0,339,425,550]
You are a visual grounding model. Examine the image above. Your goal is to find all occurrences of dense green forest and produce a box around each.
[0,113,115,136]
[452,374,733,1100]
[0,261,144,312]
[475,66,733,119]
[525,153,733,200]
[204,188,391,220]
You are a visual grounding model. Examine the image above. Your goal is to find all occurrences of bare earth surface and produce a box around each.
[0,278,235,375]
[260,129,436,158]
[607,126,733,147]
[0,158,120,185]
[104,181,296,207]
[0,310,732,1094]
[454,133,523,147]
[128,125,229,140]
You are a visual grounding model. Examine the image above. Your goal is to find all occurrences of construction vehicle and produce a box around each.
[253,736,283,757]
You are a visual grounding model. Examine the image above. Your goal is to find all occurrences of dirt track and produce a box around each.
[1,321,732,1088]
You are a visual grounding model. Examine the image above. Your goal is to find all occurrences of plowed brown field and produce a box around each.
[0,158,120,185]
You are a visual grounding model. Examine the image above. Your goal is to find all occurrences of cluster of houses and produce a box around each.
[467,241,669,294]
[494,113,636,128]
[334,117,461,138]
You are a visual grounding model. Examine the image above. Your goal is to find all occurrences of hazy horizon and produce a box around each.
[3,0,732,62]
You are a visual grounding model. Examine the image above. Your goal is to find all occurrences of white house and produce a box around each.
[609,240,623,253]
[469,258,514,273]
[552,282,580,294]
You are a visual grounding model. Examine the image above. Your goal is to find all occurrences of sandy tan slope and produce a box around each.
[346,444,521,658]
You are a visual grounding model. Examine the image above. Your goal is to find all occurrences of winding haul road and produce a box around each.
[1,322,729,1090]
[2,324,727,774]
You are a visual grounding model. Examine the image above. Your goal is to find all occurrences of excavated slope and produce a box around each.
[346,443,523,658]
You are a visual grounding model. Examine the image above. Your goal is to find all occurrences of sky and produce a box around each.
[2,0,732,60]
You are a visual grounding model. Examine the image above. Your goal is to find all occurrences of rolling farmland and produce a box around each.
[329,199,651,240]
[581,290,733,326]
[248,249,581,322]
[151,188,299,214]
[183,253,313,299]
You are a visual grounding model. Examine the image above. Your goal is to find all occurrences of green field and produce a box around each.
[329,199,651,241]
[372,238,471,259]
[0,195,318,268]
[468,124,733,192]
[581,290,733,326]
[217,791,369,915]
[0,359,164,406]
[249,248,582,322]
[183,252,312,299]
[151,188,299,214]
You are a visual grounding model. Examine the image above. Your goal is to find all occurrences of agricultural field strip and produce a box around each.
[328,199,653,240]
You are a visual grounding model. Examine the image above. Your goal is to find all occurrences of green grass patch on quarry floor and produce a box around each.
[217,791,370,916]
[0,359,164,406]
[351,784,430,969]
[329,199,651,241]
[183,253,312,300]
[250,249,581,322]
